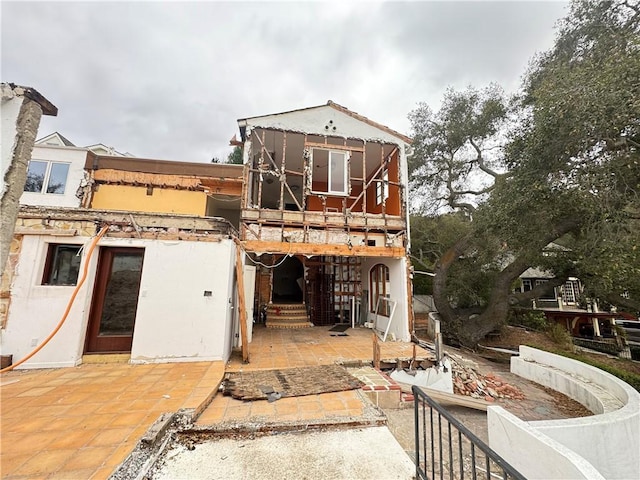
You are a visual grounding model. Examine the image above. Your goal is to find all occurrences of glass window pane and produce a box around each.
[99,253,144,336]
[44,245,82,285]
[24,161,47,192]
[46,163,69,194]
[329,151,346,193]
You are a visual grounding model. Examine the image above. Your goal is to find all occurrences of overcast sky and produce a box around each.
[2,1,568,163]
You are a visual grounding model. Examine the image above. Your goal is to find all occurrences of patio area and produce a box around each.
[0,325,419,479]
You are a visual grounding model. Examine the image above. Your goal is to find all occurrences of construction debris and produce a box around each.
[451,363,525,402]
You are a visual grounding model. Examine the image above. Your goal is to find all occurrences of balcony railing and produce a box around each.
[413,385,525,480]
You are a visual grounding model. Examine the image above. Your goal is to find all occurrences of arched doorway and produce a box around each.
[272,256,304,303]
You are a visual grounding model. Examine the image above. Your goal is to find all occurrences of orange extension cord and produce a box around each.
[0,225,109,374]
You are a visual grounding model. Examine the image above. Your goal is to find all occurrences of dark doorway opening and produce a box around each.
[272,256,304,303]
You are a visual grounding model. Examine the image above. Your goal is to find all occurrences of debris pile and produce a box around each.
[452,365,525,402]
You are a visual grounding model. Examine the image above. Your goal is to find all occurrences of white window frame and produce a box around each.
[311,149,349,196]
[562,279,581,305]
[24,160,71,195]
[375,169,389,205]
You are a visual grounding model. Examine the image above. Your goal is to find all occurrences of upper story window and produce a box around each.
[24,160,70,194]
[376,169,389,205]
[535,279,557,300]
[311,149,349,195]
[562,279,581,304]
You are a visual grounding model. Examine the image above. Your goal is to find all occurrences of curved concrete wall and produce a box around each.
[488,407,605,480]
[488,346,640,480]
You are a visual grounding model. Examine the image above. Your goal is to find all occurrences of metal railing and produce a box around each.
[413,385,526,480]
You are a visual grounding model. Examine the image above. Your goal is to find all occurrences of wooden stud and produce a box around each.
[234,242,250,363]
[304,141,364,152]
[373,333,380,369]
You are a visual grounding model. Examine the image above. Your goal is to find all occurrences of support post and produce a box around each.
[234,242,250,363]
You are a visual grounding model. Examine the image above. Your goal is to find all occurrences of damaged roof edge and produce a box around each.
[4,83,58,116]
[237,100,412,145]
[84,153,244,178]
[17,205,237,234]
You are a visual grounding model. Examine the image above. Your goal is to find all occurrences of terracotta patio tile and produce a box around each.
[87,427,135,447]
[89,465,116,480]
[12,448,77,476]
[76,413,117,430]
[108,410,149,428]
[48,428,100,450]
[196,405,227,424]
[59,446,114,471]
[47,467,99,479]
[63,402,103,417]
[0,452,31,477]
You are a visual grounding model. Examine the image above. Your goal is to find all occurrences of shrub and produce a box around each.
[547,323,572,347]
[509,310,548,331]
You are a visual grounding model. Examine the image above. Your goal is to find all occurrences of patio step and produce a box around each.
[266,303,312,329]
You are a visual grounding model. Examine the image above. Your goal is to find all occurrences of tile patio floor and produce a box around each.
[1,362,224,479]
[1,325,418,479]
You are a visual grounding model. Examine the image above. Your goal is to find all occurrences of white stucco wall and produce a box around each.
[1,86,23,196]
[510,346,640,480]
[1,234,237,368]
[488,407,605,480]
[361,256,410,342]
[488,346,640,480]
[243,105,408,146]
[0,234,93,368]
[19,145,87,207]
[128,238,235,364]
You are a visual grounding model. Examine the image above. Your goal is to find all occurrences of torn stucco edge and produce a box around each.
[16,206,237,239]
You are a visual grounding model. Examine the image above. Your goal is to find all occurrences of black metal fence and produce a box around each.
[413,385,526,480]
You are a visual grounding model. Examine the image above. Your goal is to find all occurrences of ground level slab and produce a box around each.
[151,425,415,479]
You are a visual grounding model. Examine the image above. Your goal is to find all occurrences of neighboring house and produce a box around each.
[515,266,625,341]
[20,133,129,208]
[1,101,413,369]
[236,101,413,341]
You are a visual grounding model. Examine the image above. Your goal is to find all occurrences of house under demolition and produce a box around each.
[237,102,413,338]
[1,101,414,369]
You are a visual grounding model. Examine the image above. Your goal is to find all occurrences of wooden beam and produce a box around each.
[304,141,364,152]
[234,244,250,363]
[397,383,491,411]
[242,240,405,258]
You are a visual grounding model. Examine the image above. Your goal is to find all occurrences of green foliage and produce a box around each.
[530,345,640,392]
[227,146,243,164]
[509,310,548,331]
[547,323,573,347]
[406,0,640,346]
[409,84,509,214]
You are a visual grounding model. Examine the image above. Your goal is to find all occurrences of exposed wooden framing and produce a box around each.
[242,240,405,258]
[234,242,249,363]
[304,141,364,153]
[398,383,491,411]
[348,146,398,211]
[361,140,367,213]
[256,130,265,209]
[279,131,286,209]
[255,129,279,170]
[240,163,249,210]
[406,257,415,334]
[373,333,381,369]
